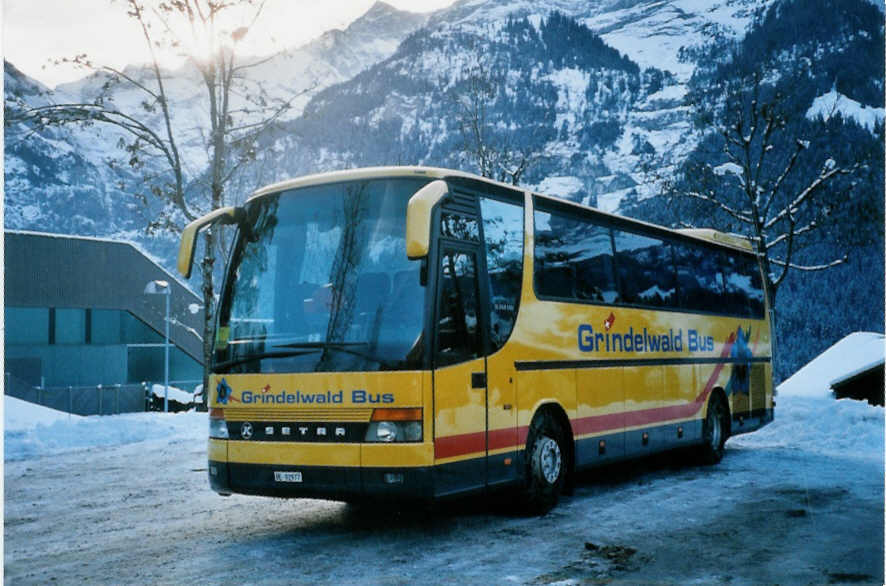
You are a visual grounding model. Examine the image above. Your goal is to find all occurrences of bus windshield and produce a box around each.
[215,177,431,373]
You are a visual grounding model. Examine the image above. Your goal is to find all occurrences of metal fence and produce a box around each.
[5,373,204,415]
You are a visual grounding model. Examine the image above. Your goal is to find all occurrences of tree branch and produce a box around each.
[769,255,847,271]
[682,190,754,224]
[765,220,817,249]
[764,162,851,230]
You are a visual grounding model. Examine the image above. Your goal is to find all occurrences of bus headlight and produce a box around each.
[364,408,423,443]
[402,421,422,442]
[375,421,398,442]
[209,408,229,439]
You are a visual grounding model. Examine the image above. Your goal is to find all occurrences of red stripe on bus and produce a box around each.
[434,332,739,460]
[517,425,530,446]
[572,333,737,436]
[434,431,485,460]
[434,427,520,460]
[571,411,624,435]
[699,331,736,402]
[488,427,517,451]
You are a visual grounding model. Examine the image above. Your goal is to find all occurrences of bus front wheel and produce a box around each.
[523,411,566,514]
[698,391,729,464]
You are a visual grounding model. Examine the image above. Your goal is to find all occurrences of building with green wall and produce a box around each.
[5,231,204,392]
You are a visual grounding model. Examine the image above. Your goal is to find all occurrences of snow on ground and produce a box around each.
[4,395,205,462]
[149,383,197,404]
[4,395,83,431]
[806,88,885,132]
[726,331,884,460]
[5,390,882,584]
[732,393,882,461]
[546,67,590,131]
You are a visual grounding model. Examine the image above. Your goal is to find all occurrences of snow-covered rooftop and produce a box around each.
[778,332,885,399]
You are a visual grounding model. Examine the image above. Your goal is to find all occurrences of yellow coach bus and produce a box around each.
[178,166,774,511]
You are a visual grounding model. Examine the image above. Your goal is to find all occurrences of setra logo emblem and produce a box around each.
[240,422,253,440]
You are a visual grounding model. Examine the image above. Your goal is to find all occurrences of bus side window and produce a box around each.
[614,231,677,308]
[533,209,573,299]
[574,224,619,304]
[674,242,724,313]
[722,254,765,318]
[435,250,481,367]
[533,207,619,305]
[480,197,524,351]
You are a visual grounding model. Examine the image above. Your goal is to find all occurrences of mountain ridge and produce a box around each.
[5,0,883,380]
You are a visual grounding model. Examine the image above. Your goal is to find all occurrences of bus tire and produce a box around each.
[698,391,729,465]
[523,411,566,514]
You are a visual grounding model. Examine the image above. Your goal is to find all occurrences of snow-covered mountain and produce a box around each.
[251,0,771,211]
[235,0,429,123]
[432,0,766,81]
[5,0,883,380]
[4,0,768,239]
[4,1,428,257]
[4,62,146,237]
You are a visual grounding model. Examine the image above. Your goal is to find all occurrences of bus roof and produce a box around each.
[248,166,488,200]
[675,228,755,251]
[247,166,756,255]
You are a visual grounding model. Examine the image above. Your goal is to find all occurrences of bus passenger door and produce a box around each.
[432,247,488,497]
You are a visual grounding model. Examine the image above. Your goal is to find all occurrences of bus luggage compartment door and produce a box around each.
[433,357,487,496]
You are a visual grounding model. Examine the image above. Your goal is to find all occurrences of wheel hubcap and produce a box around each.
[537,436,562,484]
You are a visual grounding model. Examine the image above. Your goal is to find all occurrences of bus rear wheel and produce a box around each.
[523,411,566,514]
[698,392,729,464]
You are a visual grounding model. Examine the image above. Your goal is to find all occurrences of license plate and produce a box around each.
[274,471,303,483]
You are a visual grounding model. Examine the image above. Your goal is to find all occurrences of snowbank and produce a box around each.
[150,383,195,404]
[5,395,83,431]
[733,393,883,461]
[778,332,884,399]
[4,395,205,461]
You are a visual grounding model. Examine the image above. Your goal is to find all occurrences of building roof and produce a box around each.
[4,230,204,362]
[778,332,885,399]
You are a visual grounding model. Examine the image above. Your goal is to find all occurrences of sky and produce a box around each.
[2,0,456,89]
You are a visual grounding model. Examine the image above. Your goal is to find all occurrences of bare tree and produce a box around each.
[668,72,857,309]
[449,59,535,186]
[7,0,306,403]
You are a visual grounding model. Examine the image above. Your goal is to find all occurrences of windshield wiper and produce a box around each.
[213,348,319,372]
[214,341,396,372]
[274,341,368,349]
[275,341,397,368]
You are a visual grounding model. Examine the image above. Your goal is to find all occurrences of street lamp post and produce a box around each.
[144,280,171,413]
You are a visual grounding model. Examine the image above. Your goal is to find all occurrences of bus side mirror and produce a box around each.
[405,180,449,260]
[177,206,244,278]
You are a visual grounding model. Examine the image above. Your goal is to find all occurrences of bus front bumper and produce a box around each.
[208,460,433,501]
